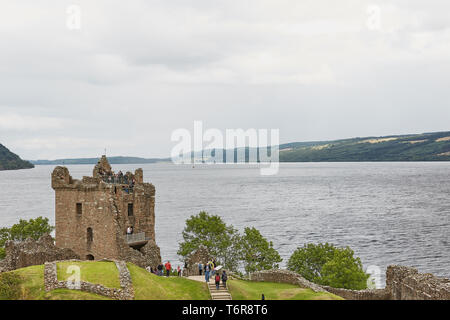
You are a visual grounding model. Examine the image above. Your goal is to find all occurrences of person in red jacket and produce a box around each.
[165,261,171,277]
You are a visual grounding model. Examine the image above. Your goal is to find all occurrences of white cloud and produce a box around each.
[1,1,450,159]
[0,113,70,131]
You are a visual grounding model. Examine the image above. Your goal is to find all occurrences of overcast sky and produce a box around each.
[1,0,450,159]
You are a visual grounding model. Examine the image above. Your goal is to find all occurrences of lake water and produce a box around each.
[0,162,449,285]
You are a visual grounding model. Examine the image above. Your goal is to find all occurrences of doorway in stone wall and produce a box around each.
[86,254,94,260]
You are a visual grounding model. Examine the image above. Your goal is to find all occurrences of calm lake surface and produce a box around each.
[0,162,449,285]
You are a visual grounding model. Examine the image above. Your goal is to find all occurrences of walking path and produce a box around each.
[188,275,232,300]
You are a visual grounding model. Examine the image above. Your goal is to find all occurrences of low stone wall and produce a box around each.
[321,286,390,300]
[44,259,134,300]
[249,269,325,293]
[386,265,450,300]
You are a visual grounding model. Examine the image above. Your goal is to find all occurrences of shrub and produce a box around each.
[0,272,23,300]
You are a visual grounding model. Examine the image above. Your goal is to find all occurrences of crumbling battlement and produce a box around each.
[51,155,159,267]
[386,265,450,300]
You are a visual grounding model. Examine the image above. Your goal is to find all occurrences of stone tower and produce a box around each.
[51,156,161,267]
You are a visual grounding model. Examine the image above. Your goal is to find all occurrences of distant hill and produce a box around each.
[279,131,450,162]
[30,156,170,165]
[188,131,450,162]
[28,131,450,165]
[0,144,34,170]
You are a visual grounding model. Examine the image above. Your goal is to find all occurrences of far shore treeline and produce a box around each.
[25,130,450,166]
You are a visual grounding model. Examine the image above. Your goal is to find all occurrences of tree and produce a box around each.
[239,227,282,274]
[0,217,54,259]
[320,247,369,290]
[287,243,369,290]
[287,243,336,284]
[177,211,241,272]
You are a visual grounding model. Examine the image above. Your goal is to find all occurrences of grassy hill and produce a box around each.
[228,279,342,300]
[279,131,450,162]
[176,130,450,163]
[0,262,210,300]
[0,144,34,170]
[0,262,341,300]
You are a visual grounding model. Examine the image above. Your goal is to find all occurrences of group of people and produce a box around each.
[100,170,136,192]
[149,261,182,277]
[198,260,227,290]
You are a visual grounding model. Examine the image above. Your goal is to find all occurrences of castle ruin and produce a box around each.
[51,156,161,268]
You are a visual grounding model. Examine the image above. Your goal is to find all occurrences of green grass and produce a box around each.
[228,279,343,300]
[2,262,343,300]
[127,263,210,300]
[57,261,121,289]
[1,265,110,300]
[0,262,210,300]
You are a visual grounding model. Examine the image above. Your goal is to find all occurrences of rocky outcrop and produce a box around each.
[139,240,162,268]
[118,239,161,270]
[0,234,79,272]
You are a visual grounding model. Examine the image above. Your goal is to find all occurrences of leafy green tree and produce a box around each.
[0,217,54,259]
[287,243,369,290]
[287,243,336,284]
[239,227,282,274]
[320,247,369,290]
[177,211,241,272]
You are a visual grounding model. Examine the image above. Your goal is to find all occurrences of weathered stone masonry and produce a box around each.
[249,266,450,300]
[51,156,161,268]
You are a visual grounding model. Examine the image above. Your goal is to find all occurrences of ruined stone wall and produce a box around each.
[321,286,390,300]
[249,269,325,293]
[0,235,79,272]
[117,182,156,241]
[183,246,212,276]
[248,267,450,300]
[54,187,119,260]
[386,265,450,300]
